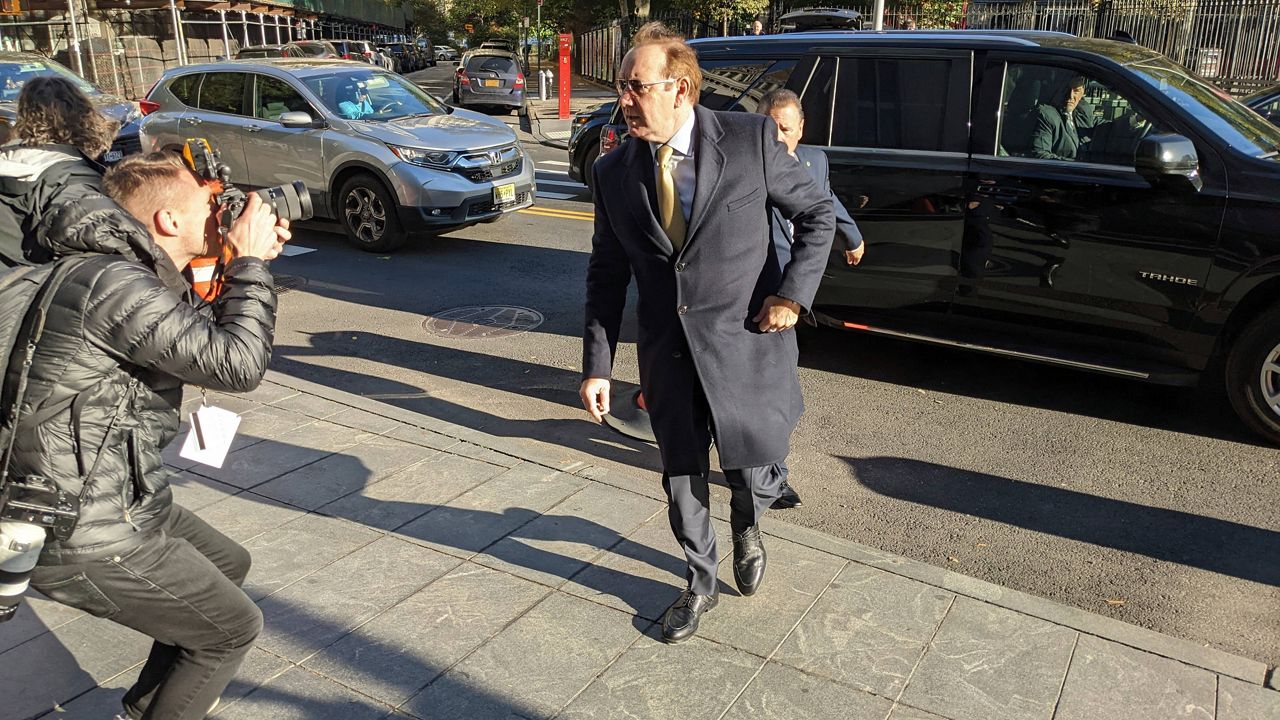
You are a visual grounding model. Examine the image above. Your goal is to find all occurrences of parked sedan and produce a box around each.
[454,50,525,113]
[140,60,535,252]
[236,44,306,59]
[566,100,614,188]
[435,46,459,62]
[289,40,341,59]
[0,52,142,163]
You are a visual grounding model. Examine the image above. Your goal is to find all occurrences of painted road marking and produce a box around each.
[536,179,586,189]
[536,191,577,200]
[536,168,570,177]
[539,160,571,167]
[519,207,594,221]
[279,245,317,257]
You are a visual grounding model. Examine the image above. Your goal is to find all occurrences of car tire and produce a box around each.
[580,144,599,190]
[1225,304,1280,444]
[338,173,406,253]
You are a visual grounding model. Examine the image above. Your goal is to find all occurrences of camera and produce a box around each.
[0,476,79,623]
[181,138,314,230]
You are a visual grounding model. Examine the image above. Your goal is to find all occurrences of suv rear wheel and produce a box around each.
[338,173,406,253]
[1225,304,1280,444]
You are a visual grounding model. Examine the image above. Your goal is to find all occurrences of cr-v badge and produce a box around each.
[1138,271,1199,286]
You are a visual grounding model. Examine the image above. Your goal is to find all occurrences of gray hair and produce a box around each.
[757,88,803,118]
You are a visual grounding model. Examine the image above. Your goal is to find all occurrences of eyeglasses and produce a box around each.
[615,77,677,96]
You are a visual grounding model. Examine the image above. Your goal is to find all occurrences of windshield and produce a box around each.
[0,58,99,101]
[303,69,448,121]
[465,55,518,75]
[1127,57,1280,158]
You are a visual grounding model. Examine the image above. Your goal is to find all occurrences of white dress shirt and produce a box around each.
[648,111,697,224]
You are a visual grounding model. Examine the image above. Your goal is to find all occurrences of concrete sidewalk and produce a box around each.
[526,73,616,149]
[5,371,1278,720]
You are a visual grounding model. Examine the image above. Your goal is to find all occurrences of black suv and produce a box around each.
[618,31,1280,443]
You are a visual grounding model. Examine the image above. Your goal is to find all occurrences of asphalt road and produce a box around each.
[266,65,1279,670]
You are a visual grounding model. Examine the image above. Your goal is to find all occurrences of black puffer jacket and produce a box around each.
[0,145,277,565]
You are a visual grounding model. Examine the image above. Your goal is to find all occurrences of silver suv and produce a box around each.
[139,59,535,251]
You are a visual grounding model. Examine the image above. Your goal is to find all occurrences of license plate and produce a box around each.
[483,79,501,88]
[103,149,123,163]
[493,183,516,205]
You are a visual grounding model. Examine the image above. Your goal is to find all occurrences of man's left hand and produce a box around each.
[753,295,801,333]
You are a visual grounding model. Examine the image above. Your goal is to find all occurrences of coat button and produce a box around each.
[672,350,683,358]
[675,262,687,272]
[677,305,688,315]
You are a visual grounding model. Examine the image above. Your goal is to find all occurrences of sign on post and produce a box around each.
[557,33,571,120]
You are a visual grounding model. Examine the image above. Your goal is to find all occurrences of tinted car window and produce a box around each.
[168,73,200,106]
[734,60,798,113]
[999,62,1167,165]
[197,72,246,115]
[699,60,771,111]
[831,57,966,152]
[255,75,312,121]
[465,55,517,74]
[797,57,836,145]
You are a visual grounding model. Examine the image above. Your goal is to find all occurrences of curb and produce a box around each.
[261,368,1276,690]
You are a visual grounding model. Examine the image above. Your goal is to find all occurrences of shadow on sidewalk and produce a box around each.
[850,455,1280,586]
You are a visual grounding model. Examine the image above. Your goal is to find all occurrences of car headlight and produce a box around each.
[122,106,142,124]
[389,145,458,168]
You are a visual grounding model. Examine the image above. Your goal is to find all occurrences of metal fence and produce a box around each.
[577,0,1280,94]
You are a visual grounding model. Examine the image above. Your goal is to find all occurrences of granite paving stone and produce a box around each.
[270,391,351,419]
[900,597,1077,720]
[1218,676,1280,720]
[723,661,894,719]
[234,403,323,441]
[392,462,586,558]
[322,453,507,532]
[446,440,522,468]
[887,703,951,720]
[560,512,698,621]
[1,615,150,720]
[383,424,461,451]
[240,512,383,600]
[256,536,461,662]
[214,666,391,720]
[1054,635,1216,720]
[473,483,665,589]
[188,439,333,490]
[255,435,439,510]
[168,471,241,512]
[402,592,639,720]
[1,593,86,653]
[557,630,763,720]
[238,381,301,405]
[705,536,847,657]
[304,562,550,707]
[774,562,955,698]
[193,492,308,544]
[325,406,406,434]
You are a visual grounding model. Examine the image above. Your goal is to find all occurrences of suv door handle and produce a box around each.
[975,185,1030,198]
[181,116,202,125]
[245,125,261,133]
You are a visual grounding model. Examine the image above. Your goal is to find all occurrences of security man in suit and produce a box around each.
[758,88,864,510]
[579,23,835,643]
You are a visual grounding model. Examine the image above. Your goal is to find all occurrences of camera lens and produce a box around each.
[252,181,313,223]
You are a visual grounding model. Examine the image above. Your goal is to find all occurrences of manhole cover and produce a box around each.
[272,273,308,295]
[423,305,544,339]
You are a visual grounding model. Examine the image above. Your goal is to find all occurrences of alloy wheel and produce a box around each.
[1260,339,1280,416]
[344,187,386,244]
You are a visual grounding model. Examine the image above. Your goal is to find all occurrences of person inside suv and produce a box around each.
[1030,75,1096,160]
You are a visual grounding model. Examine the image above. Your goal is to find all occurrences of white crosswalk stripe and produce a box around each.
[539,160,571,167]
[536,191,578,200]
[536,179,586,189]
[279,245,317,257]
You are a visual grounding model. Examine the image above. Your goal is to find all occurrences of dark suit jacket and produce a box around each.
[769,145,861,269]
[1030,102,1097,161]
[583,106,835,473]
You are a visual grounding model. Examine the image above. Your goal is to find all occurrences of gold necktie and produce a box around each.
[656,144,687,252]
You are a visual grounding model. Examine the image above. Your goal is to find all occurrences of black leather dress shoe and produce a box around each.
[661,589,718,644]
[771,479,803,509]
[732,525,767,596]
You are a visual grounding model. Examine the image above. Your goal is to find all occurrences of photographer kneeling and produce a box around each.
[15,151,289,720]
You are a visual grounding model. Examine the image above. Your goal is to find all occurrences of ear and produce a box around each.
[675,77,692,107]
[153,207,180,238]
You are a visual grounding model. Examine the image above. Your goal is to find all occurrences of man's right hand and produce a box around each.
[224,193,283,261]
[579,378,611,423]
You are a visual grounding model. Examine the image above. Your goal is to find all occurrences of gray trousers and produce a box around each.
[662,464,785,596]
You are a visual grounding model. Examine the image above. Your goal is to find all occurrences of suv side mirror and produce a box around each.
[1135,133,1203,192]
[279,111,322,129]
